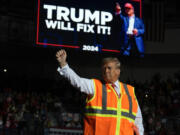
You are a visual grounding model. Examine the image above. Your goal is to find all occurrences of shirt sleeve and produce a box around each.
[57,64,94,95]
[135,103,144,135]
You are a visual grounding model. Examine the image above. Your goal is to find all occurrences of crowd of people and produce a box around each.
[0,71,180,135]
[0,86,83,135]
[130,72,180,135]
[135,72,180,135]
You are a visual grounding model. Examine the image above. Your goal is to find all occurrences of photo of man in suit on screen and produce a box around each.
[115,2,145,56]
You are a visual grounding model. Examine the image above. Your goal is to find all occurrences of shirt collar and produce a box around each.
[129,15,135,19]
[110,80,120,89]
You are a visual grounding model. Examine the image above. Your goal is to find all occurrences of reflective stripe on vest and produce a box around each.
[85,83,136,121]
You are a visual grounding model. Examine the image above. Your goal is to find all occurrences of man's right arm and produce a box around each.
[115,2,125,21]
[56,50,94,95]
[115,2,121,15]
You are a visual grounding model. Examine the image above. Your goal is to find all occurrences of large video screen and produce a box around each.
[36,0,143,56]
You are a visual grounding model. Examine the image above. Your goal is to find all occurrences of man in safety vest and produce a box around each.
[56,49,144,135]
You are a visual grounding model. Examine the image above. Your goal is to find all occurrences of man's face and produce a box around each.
[125,7,134,17]
[102,62,120,83]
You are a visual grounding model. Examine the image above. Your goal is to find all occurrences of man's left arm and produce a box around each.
[134,104,144,135]
[133,18,145,36]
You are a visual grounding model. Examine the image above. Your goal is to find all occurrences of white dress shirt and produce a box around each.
[57,64,144,135]
[127,15,135,35]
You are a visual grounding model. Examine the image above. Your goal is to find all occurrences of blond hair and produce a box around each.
[102,57,121,69]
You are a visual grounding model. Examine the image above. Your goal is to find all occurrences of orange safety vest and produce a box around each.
[84,79,138,135]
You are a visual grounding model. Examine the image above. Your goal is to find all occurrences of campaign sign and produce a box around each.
[36,0,142,54]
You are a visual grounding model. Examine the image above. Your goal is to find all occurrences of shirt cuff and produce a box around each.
[57,64,69,75]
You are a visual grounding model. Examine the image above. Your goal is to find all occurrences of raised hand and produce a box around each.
[56,49,67,67]
[116,2,121,13]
